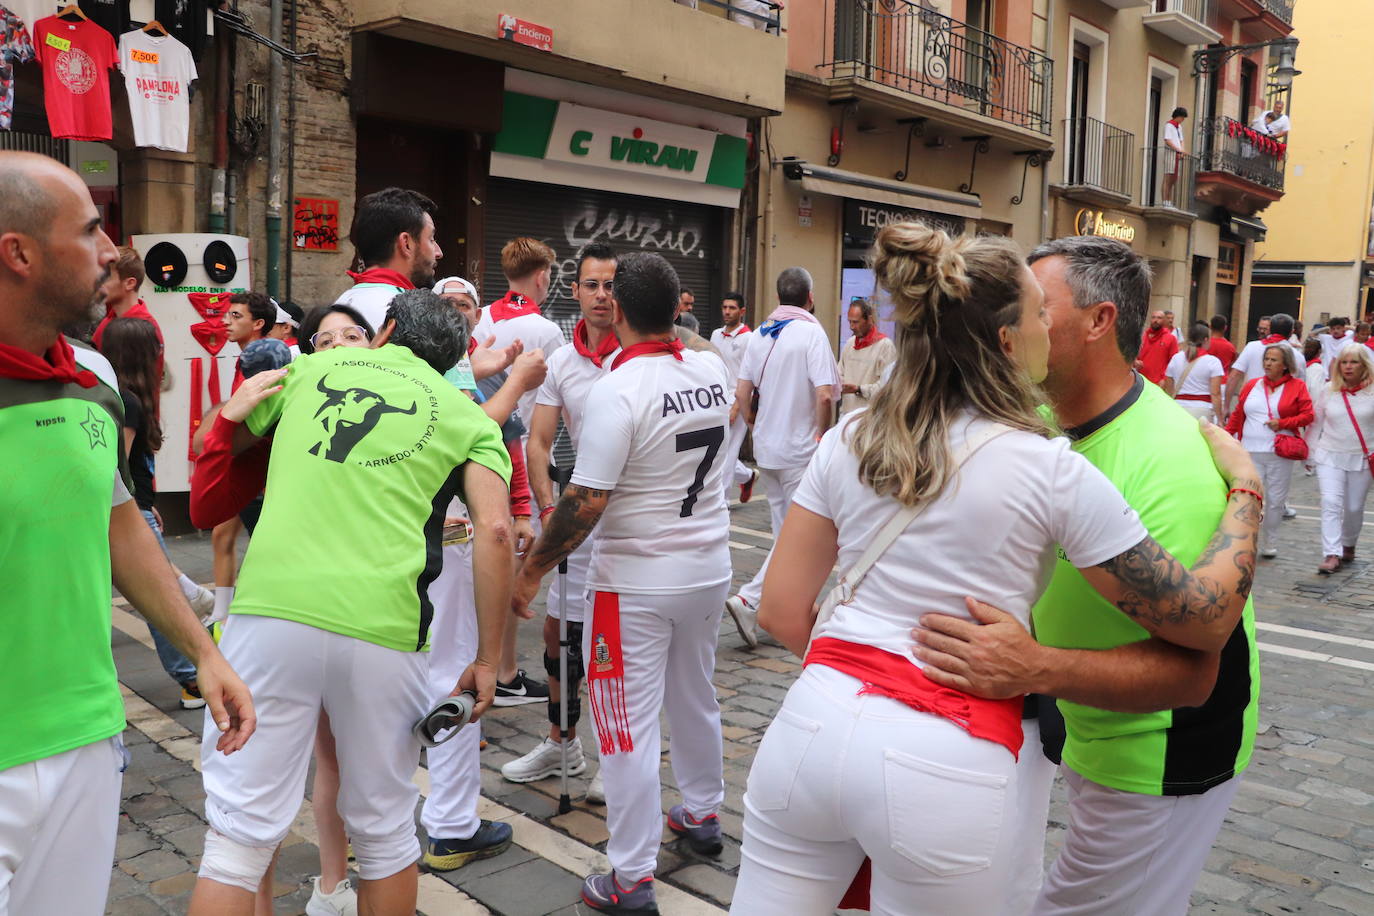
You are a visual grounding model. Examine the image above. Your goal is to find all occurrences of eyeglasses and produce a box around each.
[579,279,614,293]
[310,325,371,350]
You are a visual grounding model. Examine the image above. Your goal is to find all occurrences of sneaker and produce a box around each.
[423,819,513,872]
[1260,546,1278,559]
[1283,505,1298,519]
[581,871,659,914]
[501,736,586,783]
[187,585,215,618]
[667,804,723,857]
[180,682,206,710]
[305,876,357,916]
[1319,555,1342,574]
[493,669,549,707]
[586,768,605,805]
[725,595,759,649]
[739,469,758,504]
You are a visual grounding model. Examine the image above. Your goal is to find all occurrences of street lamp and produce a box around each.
[1193,36,1301,90]
[1270,37,1302,89]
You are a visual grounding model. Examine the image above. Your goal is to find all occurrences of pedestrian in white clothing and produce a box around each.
[725,267,840,648]
[838,298,897,416]
[513,252,734,914]
[710,291,758,502]
[1311,343,1374,573]
[731,223,1262,916]
[1163,323,1224,422]
[1315,316,1353,370]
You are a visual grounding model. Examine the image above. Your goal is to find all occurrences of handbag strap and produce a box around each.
[818,422,1014,615]
[1343,391,1370,458]
[1263,378,1302,439]
[1174,355,1201,397]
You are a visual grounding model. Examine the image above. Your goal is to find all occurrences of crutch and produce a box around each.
[552,461,576,815]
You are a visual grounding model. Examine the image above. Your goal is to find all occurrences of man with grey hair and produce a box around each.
[913,234,1260,914]
[724,266,840,647]
[837,297,896,416]
[0,151,256,915]
[189,289,516,915]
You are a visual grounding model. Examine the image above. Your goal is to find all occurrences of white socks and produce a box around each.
[210,586,235,624]
[177,573,200,601]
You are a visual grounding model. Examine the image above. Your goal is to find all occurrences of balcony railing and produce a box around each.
[1200,116,1286,192]
[827,0,1053,134]
[1260,0,1295,22]
[1064,117,1135,198]
[689,0,783,34]
[1143,147,1199,209]
[1149,0,1211,20]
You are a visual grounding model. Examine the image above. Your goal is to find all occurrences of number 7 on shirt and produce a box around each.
[676,426,725,517]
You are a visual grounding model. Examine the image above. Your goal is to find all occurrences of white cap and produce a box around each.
[273,301,295,327]
[434,276,479,302]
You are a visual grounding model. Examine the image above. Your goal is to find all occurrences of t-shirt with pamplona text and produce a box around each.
[118,28,196,151]
[235,343,511,652]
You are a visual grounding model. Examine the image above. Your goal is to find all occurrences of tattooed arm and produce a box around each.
[510,484,611,619]
[673,325,722,357]
[1078,477,1261,653]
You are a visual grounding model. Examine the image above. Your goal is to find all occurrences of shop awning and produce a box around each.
[1225,212,1269,242]
[780,159,983,221]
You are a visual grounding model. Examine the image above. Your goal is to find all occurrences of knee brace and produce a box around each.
[545,622,585,732]
[350,831,423,882]
[198,828,276,893]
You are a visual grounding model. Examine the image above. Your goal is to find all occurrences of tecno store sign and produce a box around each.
[1074,208,1137,244]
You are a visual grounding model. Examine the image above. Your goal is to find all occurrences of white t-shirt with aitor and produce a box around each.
[1165,351,1224,397]
[118,29,197,152]
[572,349,734,595]
[738,319,840,470]
[794,412,1147,663]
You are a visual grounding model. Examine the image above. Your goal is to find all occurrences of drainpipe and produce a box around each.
[265,0,285,298]
[284,0,298,303]
[208,21,231,233]
[1040,0,1057,242]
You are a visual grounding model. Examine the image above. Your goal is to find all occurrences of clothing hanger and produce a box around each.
[142,19,168,36]
[57,2,87,21]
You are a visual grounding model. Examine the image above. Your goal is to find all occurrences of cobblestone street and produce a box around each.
[107,471,1374,915]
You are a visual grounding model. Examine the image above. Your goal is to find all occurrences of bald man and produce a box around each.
[0,152,255,915]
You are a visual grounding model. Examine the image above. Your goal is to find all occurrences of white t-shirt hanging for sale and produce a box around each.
[118,29,196,152]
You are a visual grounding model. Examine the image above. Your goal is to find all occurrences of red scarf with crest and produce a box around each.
[488,291,537,323]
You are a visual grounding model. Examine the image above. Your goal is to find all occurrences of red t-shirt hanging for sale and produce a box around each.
[32,15,116,140]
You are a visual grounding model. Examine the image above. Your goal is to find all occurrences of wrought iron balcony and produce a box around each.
[692,0,783,34]
[1063,117,1135,199]
[826,0,1053,135]
[1200,116,1286,192]
[1261,0,1295,23]
[1142,146,1199,210]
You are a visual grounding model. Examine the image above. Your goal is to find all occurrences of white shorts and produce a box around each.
[0,736,125,916]
[201,615,430,880]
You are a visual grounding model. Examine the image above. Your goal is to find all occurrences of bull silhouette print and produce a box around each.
[308,375,418,463]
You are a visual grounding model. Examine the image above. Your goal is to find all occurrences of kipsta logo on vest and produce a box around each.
[308,375,417,463]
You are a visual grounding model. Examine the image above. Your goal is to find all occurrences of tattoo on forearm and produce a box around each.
[525,484,607,573]
[1097,499,1257,629]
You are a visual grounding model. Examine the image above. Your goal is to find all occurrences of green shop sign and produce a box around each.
[494,91,746,190]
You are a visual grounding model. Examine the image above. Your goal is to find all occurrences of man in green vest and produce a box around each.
[0,151,255,915]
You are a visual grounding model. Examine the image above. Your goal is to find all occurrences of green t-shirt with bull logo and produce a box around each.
[237,343,511,652]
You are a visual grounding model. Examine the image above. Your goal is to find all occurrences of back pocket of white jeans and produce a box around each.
[883,747,1007,876]
[746,706,821,812]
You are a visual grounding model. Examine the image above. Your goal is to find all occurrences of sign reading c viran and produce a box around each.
[494,91,746,190]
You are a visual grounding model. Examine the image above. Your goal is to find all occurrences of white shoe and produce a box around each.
[501,736,586,783]
[187,585,215,618]
[725,595,759,649]
[586,769,605,805]
[306,876,357,916]
[1283,506,1298,519]
[1261,546,1278,559]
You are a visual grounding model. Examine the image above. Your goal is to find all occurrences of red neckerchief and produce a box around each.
[187,291,233,320]
[719,323,750,338]
[1342,381,1370,395]
[573,319,619,368]
[1308,358,1322,367]
[0,336,98,388]
[852,327,887,350]
[1145,327,1170,344]
[488,291,535,323]
[345,267,416,290]
[610,337,684,371]
[1261,334,1285,345]
[1262,373,1291,392]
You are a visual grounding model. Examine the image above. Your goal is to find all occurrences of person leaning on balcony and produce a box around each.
[1262,100,1290,141]
[1161,107,1188,205]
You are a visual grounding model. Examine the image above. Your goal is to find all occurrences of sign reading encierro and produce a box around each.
[1075,208,1137,243]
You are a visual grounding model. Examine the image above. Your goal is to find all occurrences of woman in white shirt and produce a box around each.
[729,223,1262,915]
[1163,323,1225,421]
[1311,343,1374,573]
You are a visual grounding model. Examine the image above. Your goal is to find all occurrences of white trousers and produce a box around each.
[0,736,124,915]
[584,583,728,882]
[1031,767,1241,915]
[738,464,807,607]
[725,414,752,487]
[1003,718,1058,915]
[201,615,430,881]
[421,541,484,842]
[1316,461,1372,556]
[1176,400,1215,422]
[732,665,1019,916]
[1250,451,1295,551]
